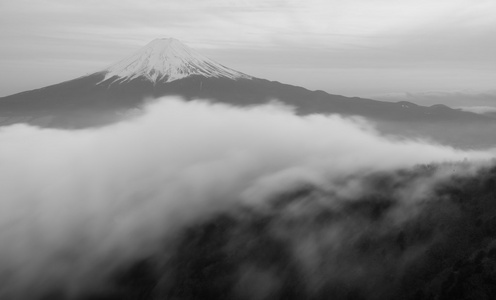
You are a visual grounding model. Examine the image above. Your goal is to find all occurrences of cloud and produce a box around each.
[162,160,496,299]
[457,106,496,115]
[0,97,493,298]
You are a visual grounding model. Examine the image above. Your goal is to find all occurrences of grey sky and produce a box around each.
[1,0,495,99]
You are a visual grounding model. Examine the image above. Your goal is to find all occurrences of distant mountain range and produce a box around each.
[375,90,496,107]
[1,38,493,130]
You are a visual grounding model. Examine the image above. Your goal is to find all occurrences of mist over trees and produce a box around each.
[68,161,496,300]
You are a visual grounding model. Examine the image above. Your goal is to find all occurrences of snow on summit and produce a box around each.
[100,38,251,84]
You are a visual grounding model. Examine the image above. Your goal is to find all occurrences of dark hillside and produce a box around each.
[42,162,496,300]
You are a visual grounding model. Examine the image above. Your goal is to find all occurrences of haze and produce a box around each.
[1,0,495,100]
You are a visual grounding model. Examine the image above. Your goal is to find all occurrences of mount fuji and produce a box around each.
[0,38,493,130]
[101,38,251,84]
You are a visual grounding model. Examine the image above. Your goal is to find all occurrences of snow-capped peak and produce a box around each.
[100,38,251,84]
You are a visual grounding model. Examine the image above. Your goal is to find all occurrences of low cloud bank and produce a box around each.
[457,105,496,115]
[0,97,493,299]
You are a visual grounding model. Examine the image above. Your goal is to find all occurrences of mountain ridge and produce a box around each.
[0,37,495,149]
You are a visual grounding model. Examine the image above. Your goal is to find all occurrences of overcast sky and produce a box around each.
[1,0,495,98]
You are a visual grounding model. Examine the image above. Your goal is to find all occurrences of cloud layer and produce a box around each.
[0,97,493,298]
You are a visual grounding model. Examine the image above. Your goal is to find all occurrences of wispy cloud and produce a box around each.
[457,106,496,115]
[0,97,492,297]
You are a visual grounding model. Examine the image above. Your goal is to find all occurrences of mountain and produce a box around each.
[0,38,494,146]
[101,38,251,84]
[375,90,496,109]
[91,163,496,300]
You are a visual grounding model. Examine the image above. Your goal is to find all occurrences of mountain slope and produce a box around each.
[0,38,494,132]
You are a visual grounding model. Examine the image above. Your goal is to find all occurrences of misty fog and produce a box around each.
[0,97,495,299]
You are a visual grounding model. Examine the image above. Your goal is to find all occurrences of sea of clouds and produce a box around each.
[0,97,494,299]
